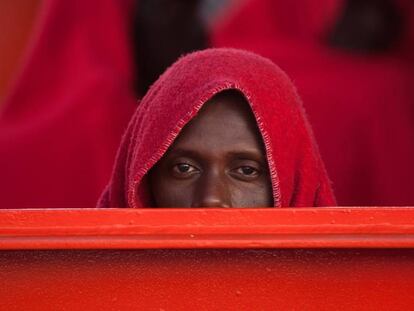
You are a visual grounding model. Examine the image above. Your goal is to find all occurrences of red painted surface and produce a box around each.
[0,208,413,310]
[1,208,413,249]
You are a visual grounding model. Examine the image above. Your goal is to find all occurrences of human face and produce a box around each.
[148,91,273,208]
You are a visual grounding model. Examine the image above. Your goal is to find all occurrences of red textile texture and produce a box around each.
[0,0,137,208]
[211,0,414,206]
[99,49,336,208]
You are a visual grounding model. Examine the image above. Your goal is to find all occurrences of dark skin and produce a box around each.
[149,91,273,208]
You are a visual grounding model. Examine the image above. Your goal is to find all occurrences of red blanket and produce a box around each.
[99,49,336,207]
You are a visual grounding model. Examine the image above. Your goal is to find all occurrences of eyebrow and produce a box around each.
[166,148,204,160]
[167,148,267,163]
[226,151,267,164]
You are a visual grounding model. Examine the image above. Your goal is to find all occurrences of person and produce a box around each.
[0,0,137,208]
[98,48,336,208]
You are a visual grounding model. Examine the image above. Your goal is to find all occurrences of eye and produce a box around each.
[171,162,199,178]
[230,165,261,181]
[175,163,193,173]
[238,166,259,176]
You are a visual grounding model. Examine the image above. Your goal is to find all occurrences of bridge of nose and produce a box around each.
[191,169,231,208]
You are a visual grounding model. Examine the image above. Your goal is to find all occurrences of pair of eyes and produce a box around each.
[171,162,262,181]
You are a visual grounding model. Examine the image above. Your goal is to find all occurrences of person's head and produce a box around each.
[98,48,336,208]
[149,90,273,208]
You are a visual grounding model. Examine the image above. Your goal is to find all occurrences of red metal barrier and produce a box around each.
[0,208,413,310]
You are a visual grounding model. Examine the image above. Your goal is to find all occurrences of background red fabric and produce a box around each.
[0,0,137,208]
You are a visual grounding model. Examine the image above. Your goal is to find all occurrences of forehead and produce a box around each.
[170,90,265,155]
